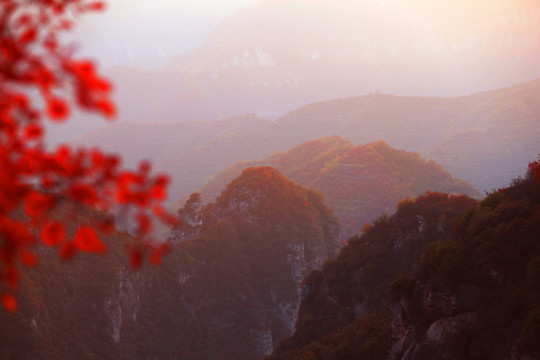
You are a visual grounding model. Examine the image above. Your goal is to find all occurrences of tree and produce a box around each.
[172,192,203,242]
[0,0,174,313]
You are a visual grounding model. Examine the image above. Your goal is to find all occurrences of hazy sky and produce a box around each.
[73,0,259,68]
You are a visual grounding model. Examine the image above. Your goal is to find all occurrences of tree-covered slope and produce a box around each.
[0,167,341,360]
[198,137,479,239]
[150,166,341,360]
[267,158,540,360]
[0,199,138,360]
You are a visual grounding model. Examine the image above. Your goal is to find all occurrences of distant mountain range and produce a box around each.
[73,79,540,202]
[155,79,540,201]
[167,0,540,117]
[72,113,268,168]
[58,0,540,139]
[197,137,479,239]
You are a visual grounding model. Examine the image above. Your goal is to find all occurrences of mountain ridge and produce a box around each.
[158,78,539,201]
[266,158,540,360]
[197,136,479,238]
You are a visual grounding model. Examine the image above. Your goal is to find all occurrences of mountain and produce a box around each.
[158,79,540,201]
[104,66,222,123]
[72,113,268,168]
[265,159,540,360]
[1,167,340,360]
[197,137,479,239]
[169,0,540,117]
[44,66,225,147]
[149,167,341,359]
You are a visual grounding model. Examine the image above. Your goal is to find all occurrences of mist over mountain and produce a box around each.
[59,0,540,143]
[154,79,539,203]
[44,66,226,148]
[168,0,540,117]
[73,113,267,168]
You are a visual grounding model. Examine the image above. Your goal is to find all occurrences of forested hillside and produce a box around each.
[0,199,136,359]
[198,137,479,238]
[146,167,340,359]
[0,167,340,360]
[266,159,540,360]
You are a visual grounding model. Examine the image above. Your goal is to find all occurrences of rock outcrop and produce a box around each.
[266,161,540,360]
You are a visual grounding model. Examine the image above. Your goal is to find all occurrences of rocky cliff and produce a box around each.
[267,159,540,360]
[154,166,341,359]
[0,167,341,360]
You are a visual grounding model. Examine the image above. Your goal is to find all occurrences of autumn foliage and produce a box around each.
[0,0,174,312]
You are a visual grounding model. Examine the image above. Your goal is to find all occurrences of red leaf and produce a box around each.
[91,149,105,167]
[41,222,65,246]
[153,205,178,227]
[137,213,152,235]
[95,100,116,118]
[55,145,71,166]
[69,184,98,205]
[25,192,55,217]
[36,70,55,90]
[74,226,106,254]
[72,61,95,79]
[151,186,166,200]
[47,98,69,121]
[60,242,76,260]
[5,266,19,290]
[20,28,37,44]
[24,125,43,140]
[20,250,39,267]
[1,294,17,313]
[149,249,162,266]
[85,1,106,11]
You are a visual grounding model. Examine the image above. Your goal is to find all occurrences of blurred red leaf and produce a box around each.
[74,226,106,254]
[60,242,77,261]
[25,192,55,217]
[41,222,65,247]
[47,98,69,121]
[1,294,17,313]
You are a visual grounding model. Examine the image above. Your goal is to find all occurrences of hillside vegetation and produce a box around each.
[266,158,540,360]
[199,137,479,238]
[0,167,341,360]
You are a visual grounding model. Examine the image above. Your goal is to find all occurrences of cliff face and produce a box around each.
[267,159,540,360]
[0,167,340,360]
[387,164,540,360]
[157,166,341,359]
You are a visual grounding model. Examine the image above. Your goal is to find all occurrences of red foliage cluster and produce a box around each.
[0,0,174,312]
[529,157,540,182]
